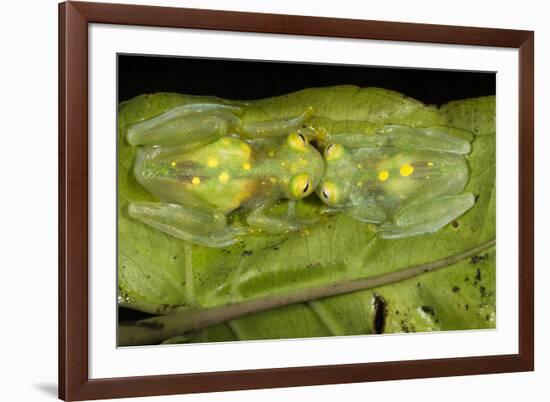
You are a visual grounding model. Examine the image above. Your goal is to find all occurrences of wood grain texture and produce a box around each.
[73,1,531,47]
[59,2,89,400]
[518,32,535,370]
[58,1,534,400]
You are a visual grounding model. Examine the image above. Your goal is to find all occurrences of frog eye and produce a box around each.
[319,182,341,205]
[287,132,308,151]
[289,173,314,199]
[324,143,345,161]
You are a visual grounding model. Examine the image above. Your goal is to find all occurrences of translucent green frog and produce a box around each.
[126,103,324,247]
[316,125,475,238]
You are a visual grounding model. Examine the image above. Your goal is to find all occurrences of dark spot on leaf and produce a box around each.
[471,255,488,265]
[263,240,285,251]
[480,286,487,297]
[452,221,459,228]
[241,250,253,257]
[452,286,460,293]
[373,295,386,334]
[464,277,470,282]
[465,304,469,310]
[475,268,482,281]
[421,306,435,316]
[474,194,480,202]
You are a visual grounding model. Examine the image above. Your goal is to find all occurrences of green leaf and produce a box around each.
[117,87,495,344]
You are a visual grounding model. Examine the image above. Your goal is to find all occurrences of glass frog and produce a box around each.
[126,102,324,247]
[316,125,475,238]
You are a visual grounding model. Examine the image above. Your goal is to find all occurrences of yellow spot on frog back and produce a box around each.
[269,177,277,184]
[219,171,230,184]
[268,150,275,157]
[207,158,219,168]
[242,162,251,171]
[171,161,177,167]
[191,177,201,185]
[400,163,414,177]
[240,142,251,157]
[378,170,390,182]
[428,162,434,167]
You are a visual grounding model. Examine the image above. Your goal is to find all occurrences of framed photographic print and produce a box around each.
[59,1,534,400]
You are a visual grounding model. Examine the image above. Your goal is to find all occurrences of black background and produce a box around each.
[118,55,495,106]
[118,54,495,321]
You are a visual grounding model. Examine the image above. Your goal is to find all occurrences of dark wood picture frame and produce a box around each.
[59,1,534,400]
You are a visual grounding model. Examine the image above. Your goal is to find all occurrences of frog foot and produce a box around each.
[377,193,475,239]
[128,201,245,248]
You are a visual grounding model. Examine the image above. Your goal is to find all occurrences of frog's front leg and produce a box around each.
[127,103,243,146]
[377,193,475,239]
[246,200,317,234]
[128,201,246,247]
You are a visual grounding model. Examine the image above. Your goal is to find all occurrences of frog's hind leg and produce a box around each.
[128,201,246,247]
[376,125,472,154]
[238,107,315,139]
[127,103,243,146]
[377,193,475,239]
[330,125,471,155]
